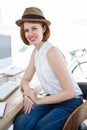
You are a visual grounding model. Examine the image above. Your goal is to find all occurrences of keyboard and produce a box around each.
[0,80,20,101]
[2,67,24,76]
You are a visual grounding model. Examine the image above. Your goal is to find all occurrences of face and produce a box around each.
[24,22,46,47]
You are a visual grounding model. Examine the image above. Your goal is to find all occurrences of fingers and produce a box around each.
[23,96,33,114]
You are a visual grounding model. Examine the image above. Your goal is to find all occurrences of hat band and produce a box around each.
[22,14,45,20]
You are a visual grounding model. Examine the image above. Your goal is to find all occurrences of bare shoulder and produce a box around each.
[47,47,65,61]
[32,48,36,56]
[29,48,37,61]
[27,48,36,66]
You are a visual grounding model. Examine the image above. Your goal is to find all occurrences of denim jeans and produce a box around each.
[13,97,83,130]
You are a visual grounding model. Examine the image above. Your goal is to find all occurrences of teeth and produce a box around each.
[31,38,35,40]
[30,37,36,41]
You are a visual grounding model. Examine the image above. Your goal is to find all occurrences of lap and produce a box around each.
[13,104,51,130]
[34,98,83,130]
[13,98,83,130]
[34,107,70,130]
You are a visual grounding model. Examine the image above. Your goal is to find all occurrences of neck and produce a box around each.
[35,41,44,50]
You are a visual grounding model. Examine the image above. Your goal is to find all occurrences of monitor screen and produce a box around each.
[0,34,12,70]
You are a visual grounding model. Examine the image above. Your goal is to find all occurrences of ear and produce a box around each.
[43,25,46,33]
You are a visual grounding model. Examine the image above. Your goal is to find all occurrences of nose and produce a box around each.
[28,30,33,36]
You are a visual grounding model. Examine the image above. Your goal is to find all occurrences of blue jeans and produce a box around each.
[13,97,83,130]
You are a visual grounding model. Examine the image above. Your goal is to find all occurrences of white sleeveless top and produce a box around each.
[34,41,82,95]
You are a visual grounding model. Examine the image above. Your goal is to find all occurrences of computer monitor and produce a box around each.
[0,34,12,70]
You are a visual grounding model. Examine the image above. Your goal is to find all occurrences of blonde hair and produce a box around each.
[20,21,50,45]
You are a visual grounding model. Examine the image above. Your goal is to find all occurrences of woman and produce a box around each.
[13,7,83,130]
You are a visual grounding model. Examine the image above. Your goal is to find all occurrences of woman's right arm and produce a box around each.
[20,49,36,92]
[20,49,36,114]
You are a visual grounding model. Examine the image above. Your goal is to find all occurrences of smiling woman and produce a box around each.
[0,1,87,130]
[12,6,84,130]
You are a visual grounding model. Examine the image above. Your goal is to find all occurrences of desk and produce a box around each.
[0,80,42,130]
[0,87,23,130]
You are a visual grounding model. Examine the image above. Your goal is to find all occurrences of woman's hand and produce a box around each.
[23,95,33,114]
[24,88,39,104]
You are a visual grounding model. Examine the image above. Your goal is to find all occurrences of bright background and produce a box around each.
[0,0,87,68]
[0,2,87,130]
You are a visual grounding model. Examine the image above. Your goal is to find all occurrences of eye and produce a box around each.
[24,29,29,33]
[32,27,37,30]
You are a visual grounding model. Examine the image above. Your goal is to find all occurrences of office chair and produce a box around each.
[62,82,87,130]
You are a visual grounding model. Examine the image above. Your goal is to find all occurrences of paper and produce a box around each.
[0,102,7,118]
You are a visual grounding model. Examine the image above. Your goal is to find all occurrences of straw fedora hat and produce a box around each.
[16,7,51,26]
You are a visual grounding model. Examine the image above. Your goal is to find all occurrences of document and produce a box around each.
[0,102,7,118]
